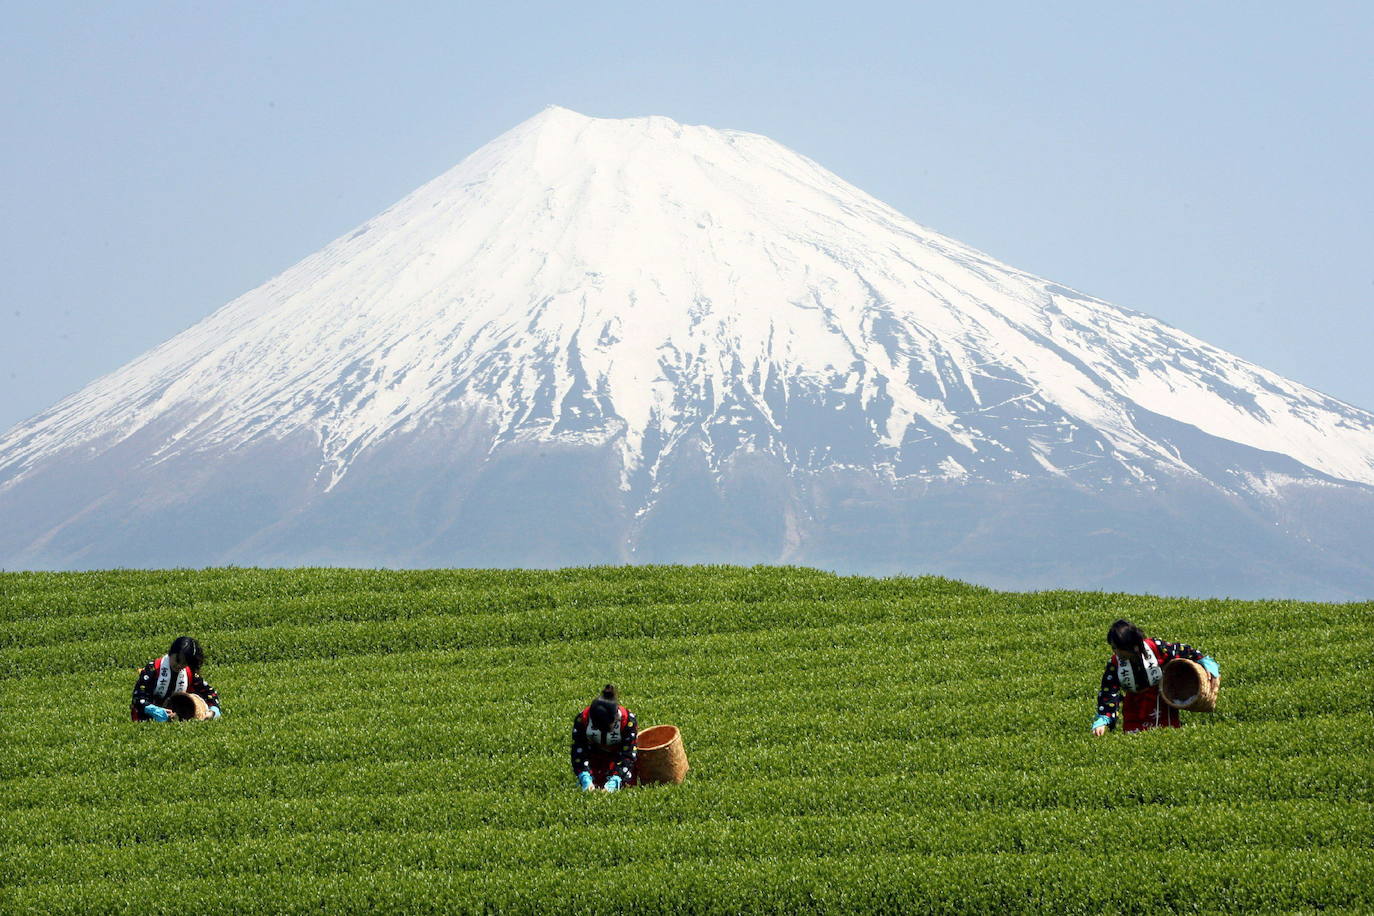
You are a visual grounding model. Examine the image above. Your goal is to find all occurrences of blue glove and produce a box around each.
[604,776,622,793]
[1090,715,1112,732]
[208,706,222,720]
[144,705,171,722]
[1201,656,1220,678]
[577,771,594,791]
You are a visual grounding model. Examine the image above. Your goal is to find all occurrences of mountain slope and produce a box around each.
[2,107,1371,596]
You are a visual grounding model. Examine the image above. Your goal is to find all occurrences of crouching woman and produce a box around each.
[131,636,222,722]
[1091,619,1218,735]
[571,684,637,792]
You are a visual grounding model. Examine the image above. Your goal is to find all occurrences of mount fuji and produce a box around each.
[3,106,1372,598]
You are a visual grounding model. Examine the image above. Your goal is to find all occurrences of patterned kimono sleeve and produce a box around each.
[613,712,639,782]
[1096,661,1122,729]
[131,661,159,713]
[190,672,221,712]
[570,714,593,776]
[1157,640,1206,663]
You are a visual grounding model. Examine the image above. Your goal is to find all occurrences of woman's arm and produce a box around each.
[1157,640,1203,663]
[131,662,166,719]
[570,715,592,775]
[1158,641,1220,677]
[612,712,639,782]
[190,672,222,718]
[1092,662,1121,735]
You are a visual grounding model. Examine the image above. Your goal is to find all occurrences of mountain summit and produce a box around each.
[3,108,1372,596]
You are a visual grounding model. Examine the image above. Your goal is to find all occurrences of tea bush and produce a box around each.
[1,566,1369,913]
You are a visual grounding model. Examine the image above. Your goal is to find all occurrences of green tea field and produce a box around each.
[1,566,1370,914]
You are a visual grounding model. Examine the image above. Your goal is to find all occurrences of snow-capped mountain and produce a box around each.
[3,107,1372,598]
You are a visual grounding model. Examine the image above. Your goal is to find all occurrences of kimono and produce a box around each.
[131,654,221,721]
[570,704,637,786]
[1095,638,1208,732]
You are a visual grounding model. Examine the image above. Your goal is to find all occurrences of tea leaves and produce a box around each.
[1,566,1369,914]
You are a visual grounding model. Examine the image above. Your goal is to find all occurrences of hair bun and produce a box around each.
[601,683,618,701]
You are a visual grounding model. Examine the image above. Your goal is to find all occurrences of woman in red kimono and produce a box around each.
[1092,619,1219,735]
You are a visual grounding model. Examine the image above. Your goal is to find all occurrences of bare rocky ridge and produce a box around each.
[2,107,1372,597]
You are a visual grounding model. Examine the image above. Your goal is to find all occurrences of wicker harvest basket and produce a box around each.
[167,691,211,721]
[636,725,689,785]
[1161,658,1219,712]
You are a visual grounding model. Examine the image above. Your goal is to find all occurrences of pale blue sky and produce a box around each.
[2,1,1371,432]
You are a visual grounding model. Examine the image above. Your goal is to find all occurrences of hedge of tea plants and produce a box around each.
[1,566,1369,913]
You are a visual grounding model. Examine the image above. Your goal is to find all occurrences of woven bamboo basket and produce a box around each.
[167,691,211,721]
[1161,659,1219,712]
[636,725,689,785]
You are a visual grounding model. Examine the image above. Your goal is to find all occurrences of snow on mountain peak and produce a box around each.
[3,107,1374,502]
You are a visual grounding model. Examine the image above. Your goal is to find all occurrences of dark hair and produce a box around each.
[1107,619,1145,654]
[589,684,619,728]
[168,636,204,673]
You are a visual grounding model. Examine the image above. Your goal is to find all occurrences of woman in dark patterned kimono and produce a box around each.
[1092,619,1219,735]
[570,684,638,791]
[131,635,222,722]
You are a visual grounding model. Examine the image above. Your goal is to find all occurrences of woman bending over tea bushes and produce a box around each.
[131,635,222,722]
[571,684,637,791]
[1092,619,1218,735]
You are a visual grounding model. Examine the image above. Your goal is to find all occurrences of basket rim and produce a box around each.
[637,724,680,751]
